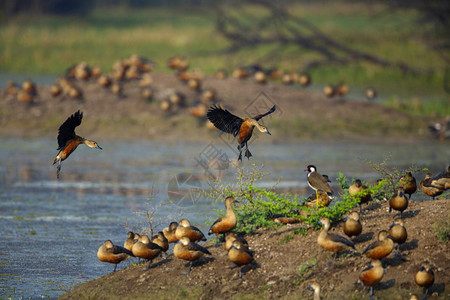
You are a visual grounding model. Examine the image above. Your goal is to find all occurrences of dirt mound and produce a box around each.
[60,199,449,299]
[0,72,427,141]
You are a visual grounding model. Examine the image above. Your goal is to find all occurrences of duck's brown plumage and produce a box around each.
[228,240,254,278]
[124,231,137,251]
[343,212,362,239]
[209,196,238,236]
[317,218,355,256]
[389,187,408,216]
[53,110,102,179]
[174,236,211,274]
[207,105,275,161]
[151,231,169,252]
[399,172,417,199]
[414,263,434,295]
[359,260,384,297]
[132,235,164,269]
[362,230,394,259]
[175,219,206,242]
[163,222,179,243]
[420,173,444,199]
[97,240,133,272]
[225,233,248,251]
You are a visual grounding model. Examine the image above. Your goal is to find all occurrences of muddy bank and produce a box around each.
[60,199,449,299]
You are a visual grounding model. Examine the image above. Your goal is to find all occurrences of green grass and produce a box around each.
[1,3,447,115]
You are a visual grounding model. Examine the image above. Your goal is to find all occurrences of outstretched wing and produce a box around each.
[207,105,243,137]
[253,105,276,121]
[57,110,83,149]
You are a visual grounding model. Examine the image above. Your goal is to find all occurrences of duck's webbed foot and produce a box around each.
[238,152,243,161]
[245,149,252,159]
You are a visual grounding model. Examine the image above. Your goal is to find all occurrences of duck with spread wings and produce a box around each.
[207,105,275,161]
[53,110,102,179]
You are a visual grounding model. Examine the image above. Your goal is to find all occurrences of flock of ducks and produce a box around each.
[50,107,448,297]
[97,196,254,279]
[36,54,448,298]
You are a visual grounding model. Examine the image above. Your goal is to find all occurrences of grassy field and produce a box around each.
[0,2,448,115]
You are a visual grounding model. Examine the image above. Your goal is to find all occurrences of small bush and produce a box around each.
[433,219,450,243]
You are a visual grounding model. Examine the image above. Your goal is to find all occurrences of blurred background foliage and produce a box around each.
[0,0,448,114]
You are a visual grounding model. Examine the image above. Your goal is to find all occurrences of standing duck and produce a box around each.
[174,236,211,274]
[349,179,371,213]
[175,219,207,242]
[209,196,238,245]
[53,110,102,179]
[305,165,334,206]
[343,212,362,240]
[317,217,355,260]
[97,240,134,272]
[228,240,254,278]
[131,235,164,270]
[359,260,385,298]
[152,231,169,253]
[163,222,179,243]
[225,232,248,251]
[414,262,435,298]
[399,172,417,199]
[207,105,275,161]
[389,187,408,218]
[389,219,407,257]
[362,230,394,260]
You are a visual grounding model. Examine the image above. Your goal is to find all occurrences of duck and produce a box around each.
[151,231,169,253]
[305,190,332,208]
[53,110,102,179]
[427,166,450,190]
[323,84,335,98]
[399,172,417,199]
[174,236,211,274]
[50,84,62,97]
[305,165,333,206]
[228,240,254,278]
[140,88,153,100]
[6,80,20,95]
[139,73,153,88]
[98,74,112,88]
[414,262,434,297]
[97,240,133,272]
[389,187,408,217]
[214,69,228,79]
[365,87,377,100]
[343,212,362,240]
[163,222,179,243]
[362,230,394,260]
[124,231,138,251]
[188,78,201,91]
[336,82,349,98]
[22,79,37,95]
[209,196,238,244]
[225,232,248,251]
[389,219,407,257]
[420,173,444,199]
[359,260,385,298]
[254,71,267,84]
[175,219,207,242]
[17,90,33,103]
[317,217,355,260]
[349,179,372,213]
[131,235,164,270]
[201,89,216,103]
[298,73,311,87]
[306,282,321,300]
[207,105,275,161]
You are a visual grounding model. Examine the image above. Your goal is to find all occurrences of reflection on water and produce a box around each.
[0,137,448,298]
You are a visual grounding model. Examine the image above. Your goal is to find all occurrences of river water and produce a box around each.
[0,137,448,298]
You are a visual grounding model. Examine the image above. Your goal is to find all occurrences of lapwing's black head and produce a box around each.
[304,165,317,173]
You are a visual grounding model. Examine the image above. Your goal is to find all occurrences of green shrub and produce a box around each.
[433,219,450,243]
